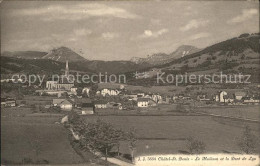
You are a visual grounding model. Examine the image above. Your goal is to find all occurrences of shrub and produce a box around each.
[22,157,33,164]
[186,136,206,154]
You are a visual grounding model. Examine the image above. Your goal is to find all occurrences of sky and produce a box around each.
[1,1,259,61]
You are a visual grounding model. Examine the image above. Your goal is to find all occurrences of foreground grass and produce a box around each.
[83,115,260,156]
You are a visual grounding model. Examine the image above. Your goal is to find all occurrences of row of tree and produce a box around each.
[67,112,137,164]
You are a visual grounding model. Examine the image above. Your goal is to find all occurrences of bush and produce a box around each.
[22,157,33,164]
[186,136,206,154]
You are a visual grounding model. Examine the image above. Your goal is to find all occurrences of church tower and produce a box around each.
[65,60,69,77]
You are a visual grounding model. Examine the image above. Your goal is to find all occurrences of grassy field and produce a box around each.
[1,108,83,165]
[196,105,260,121]
[94,104,195,116]
[84,115,260,156]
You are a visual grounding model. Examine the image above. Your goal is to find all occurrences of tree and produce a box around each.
[76,87,83,96]
[186,136,206,154]
[78,119,124,164]
[127,127,138,163]
[114,129,125,157]
[238,125,257,154]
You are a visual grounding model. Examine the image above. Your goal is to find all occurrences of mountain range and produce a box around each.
[130,45,200,65]
[1,33,259,81]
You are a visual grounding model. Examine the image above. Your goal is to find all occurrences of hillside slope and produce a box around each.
[158,33,260,72]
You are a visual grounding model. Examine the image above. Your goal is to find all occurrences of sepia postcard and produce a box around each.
[1,0,259,166]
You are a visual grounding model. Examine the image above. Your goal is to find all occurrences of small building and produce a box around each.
[197,95,211,101]
[152,94,162,103]
[81,102,95,115]
[219,91,228,103]
[70,87,78,95]
[53,98,74,111]
[82,87,90,96]
[224,94,234,103]
[94,100,108,109]
[59,100,74,111]
[234,92,247,100]
[137,98,149,107]
[100,88,121,96]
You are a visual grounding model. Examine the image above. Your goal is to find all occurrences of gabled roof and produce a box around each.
[94,100,108,104]
[137,98,150,102]
[53,98,74,105]
[234,92,246,96]
[59,99,73,106]
[53,99,66,105]
[82,102,94,108]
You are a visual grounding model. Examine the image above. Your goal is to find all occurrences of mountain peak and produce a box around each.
[42,46,87,62]
[170,45,200,59]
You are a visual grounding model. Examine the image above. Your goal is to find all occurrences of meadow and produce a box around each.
[196,105,260,121]
[1,108,84,165]
[84,115,260,156]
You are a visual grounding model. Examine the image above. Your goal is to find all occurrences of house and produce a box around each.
[82,87,90,96]
[81,102,95,115]
[137,98,149,107]
[215,95,220,102]
[1,98,16,107]
[53,98,74,111]
[197,95,210,101]
[70,87,78,95]
[234,92,247,100]
[152,94,162,103]
[242,96,260,104]
[74,98,92,108]
[99,88,121,96]
[59,100,74,111]
[137,93,145,98]
[94,100,108,109]
[144,94,152,99]
[224,94,235,103]
[219,91,228,103]
[161,96,171,104]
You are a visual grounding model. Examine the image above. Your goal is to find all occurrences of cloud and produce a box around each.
[180,19,209,32]
[139,28,169,38]
[150,19,161,25]
[189,32,211,40]
[102,32,119,40]
[228,8,258,24]
[73,29,92,36]
[183,6,198,16]
[11,3,139,21]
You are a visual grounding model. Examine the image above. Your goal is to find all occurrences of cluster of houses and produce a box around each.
[50,98,125,115]
[214,91,260,104]
[1,97,16,107]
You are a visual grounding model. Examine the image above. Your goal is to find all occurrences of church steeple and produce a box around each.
[65,60,69,77]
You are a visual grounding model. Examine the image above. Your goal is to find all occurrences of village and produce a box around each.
[1,61,260,116]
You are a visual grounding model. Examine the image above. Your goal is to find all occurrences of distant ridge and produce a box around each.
[1,51,47,59]
[130,45,200,65]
